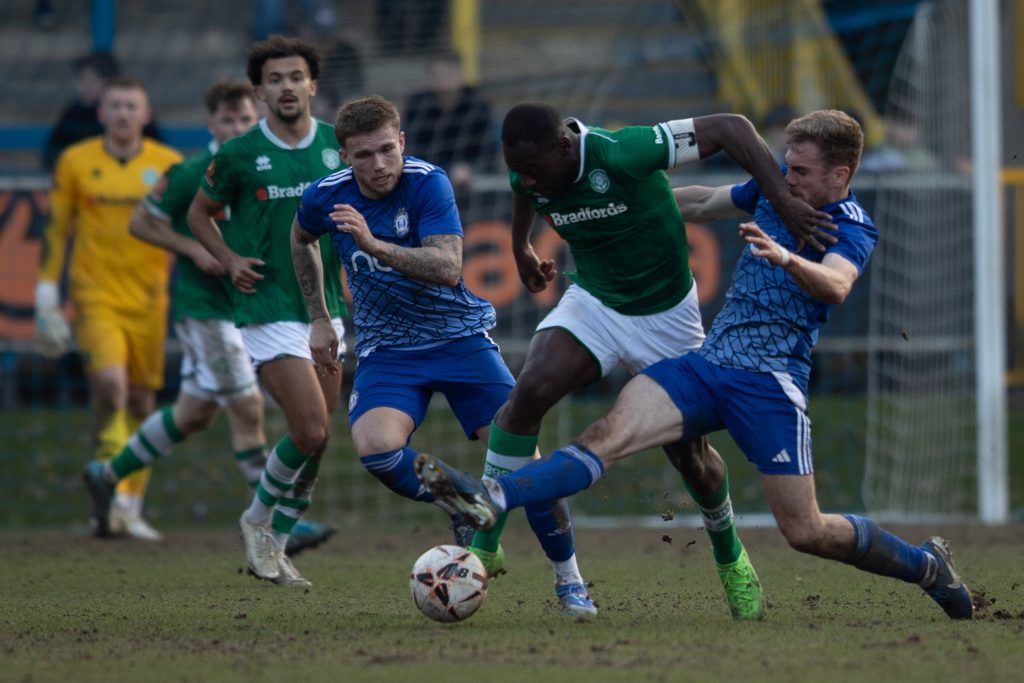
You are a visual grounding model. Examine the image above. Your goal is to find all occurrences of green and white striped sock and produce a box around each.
[244,436,310,527]
[272,454,321,539]
[107,407,183,481]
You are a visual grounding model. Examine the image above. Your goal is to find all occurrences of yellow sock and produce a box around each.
[96,408,128,461]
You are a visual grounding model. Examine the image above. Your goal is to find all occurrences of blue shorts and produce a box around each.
[641,354,813,475]
[348,334,515,440]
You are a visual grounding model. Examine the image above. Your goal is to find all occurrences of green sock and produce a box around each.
[470,423,538,553]
[683,463,742,565]
[110,407,184,479]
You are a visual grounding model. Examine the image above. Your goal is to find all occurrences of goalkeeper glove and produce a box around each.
[34,281,72,358]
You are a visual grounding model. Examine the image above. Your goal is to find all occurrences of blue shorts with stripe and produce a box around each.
[348,334,515,440]
[641,353,814,475]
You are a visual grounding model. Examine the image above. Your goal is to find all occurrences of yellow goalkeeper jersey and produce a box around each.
[39,136,182,312]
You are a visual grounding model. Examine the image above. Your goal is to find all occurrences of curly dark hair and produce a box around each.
[246,35,321,85]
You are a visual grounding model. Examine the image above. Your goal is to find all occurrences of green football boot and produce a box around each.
[469,544,507,578]
[716,546,765,620]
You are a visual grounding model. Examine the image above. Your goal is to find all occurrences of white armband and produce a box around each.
[660,118,700,168]
[779,247,791,267]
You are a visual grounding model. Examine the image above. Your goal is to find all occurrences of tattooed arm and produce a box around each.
[330,203,462,286]
[291,217,339,373]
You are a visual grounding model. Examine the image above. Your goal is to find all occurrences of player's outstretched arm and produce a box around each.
[740,222,858,304]
[692,114,836,250]
[673,185,746,224]
[129,203,225,275]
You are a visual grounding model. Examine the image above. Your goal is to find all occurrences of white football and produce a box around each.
[409,544,488,622]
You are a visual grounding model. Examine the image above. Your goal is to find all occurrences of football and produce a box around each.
[409,544,488,622]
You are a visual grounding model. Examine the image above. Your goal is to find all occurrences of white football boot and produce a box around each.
[239,516,280,580]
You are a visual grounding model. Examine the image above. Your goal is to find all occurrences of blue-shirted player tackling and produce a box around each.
[291,95,547,586]
[416,109,973,620]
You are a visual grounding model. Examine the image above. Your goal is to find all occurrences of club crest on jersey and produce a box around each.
[589,169,610,194]
[393,209,410,237]
[255,155,272,172]
[142,168,160,186]
[322,149,341,169]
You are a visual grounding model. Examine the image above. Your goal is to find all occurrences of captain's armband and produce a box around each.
[659,118,700,167]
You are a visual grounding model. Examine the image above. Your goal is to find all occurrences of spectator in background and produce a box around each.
[41,51,162,171]
[403,49,495,193]
[252,0,336,41]
[311,37,366,122]
[860,106,939,174]
[376,0,446,54]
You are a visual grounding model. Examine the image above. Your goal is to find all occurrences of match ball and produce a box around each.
[409,544,488,622]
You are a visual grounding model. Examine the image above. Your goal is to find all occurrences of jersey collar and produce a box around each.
[565,117,588,184]
[258,117,319,150]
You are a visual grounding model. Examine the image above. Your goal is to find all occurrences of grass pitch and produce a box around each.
[4,524,1023,683]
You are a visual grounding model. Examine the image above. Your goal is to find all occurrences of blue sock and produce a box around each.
[525,498,576,563]
[361,448,434,503]
[499,443,604,510]
[843,514,930,584]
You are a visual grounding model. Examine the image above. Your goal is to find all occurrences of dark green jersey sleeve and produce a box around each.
[200,141,239,204]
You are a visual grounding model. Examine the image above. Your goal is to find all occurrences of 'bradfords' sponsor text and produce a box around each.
[259,182,313,201]
[549,202,628,226]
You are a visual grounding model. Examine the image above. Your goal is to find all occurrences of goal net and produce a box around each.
[863,0,978,519]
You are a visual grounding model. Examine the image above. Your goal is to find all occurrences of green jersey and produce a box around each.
[511,118,697,316]
[201,118,348,325]
[145,144,233,321]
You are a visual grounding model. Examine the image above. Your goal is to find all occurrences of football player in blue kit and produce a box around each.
[416,109,974,620]
[292,94,527,554]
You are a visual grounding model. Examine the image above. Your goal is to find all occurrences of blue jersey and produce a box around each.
[698,176,878,395]
[297,156,496,358]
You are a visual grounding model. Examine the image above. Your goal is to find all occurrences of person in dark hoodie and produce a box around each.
[42,51,162,171]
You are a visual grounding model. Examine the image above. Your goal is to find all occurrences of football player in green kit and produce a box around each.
[468,103,836,619]
[83,78,335,556]
[187,36,348,588]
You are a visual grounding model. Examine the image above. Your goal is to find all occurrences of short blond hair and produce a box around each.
[785,109,863,176]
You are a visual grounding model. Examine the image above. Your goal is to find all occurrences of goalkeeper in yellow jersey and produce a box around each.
[35,76,182,540]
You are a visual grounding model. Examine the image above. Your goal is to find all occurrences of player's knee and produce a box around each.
[778,520,827,556]
[90,377,125,411]
[353,433,403,456]
[226,391,263,430]
[289,420,329,454]
[126,392,155,421]
[504,380,557,421]
[175,407,216,435]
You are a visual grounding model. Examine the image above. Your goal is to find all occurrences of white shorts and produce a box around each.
[537,283,704,377]
[240,318,346,370]
[175,318,257,403]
